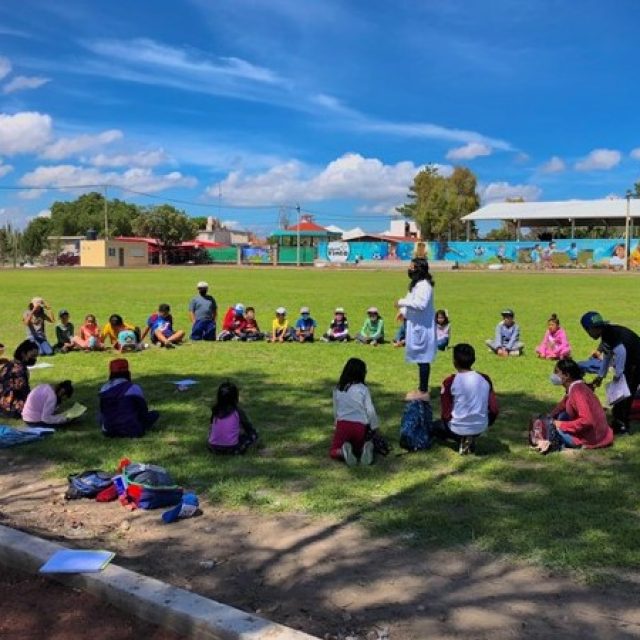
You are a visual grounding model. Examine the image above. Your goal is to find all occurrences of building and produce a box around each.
[383,219,419,239]
[47,235,85,255]
[80,239,149,268]
[196,216,251,245]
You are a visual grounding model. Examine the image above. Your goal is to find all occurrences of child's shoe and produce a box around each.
[360,441,374,466]
[458,436,476,455]
[341,442,358,467]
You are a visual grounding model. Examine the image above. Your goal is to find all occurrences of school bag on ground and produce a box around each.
[121,462,183,509]
[399,400,433,451]
[65,470,114,500]
[528,415,563,453]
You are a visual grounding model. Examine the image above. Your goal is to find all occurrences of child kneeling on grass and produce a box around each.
[433,343,499,455]
[208,381,258,454]
[330,357,378,466]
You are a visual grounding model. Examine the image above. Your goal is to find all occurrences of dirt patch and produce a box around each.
[0,565,184,640]
[1,453,640,640]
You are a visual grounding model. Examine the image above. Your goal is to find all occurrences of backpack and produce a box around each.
[366,427,392,456]
[122,462,183,509]
[399,400,433,451]
[528,415,563,453]
[65,470,114,500]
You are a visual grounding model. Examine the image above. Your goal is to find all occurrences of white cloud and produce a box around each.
[211,153,432,206]
[480,181,542,204]
[446,142,492,161]
[41,129,123,160]
[0,57,11,81]
[0,160,13,178]
[19,164,197,194]
[37,209,51,218]
[89,148,170,168]
[540,155,566,174]
[575,148,621,171]
[3,75,50,94]
[0,111,53,155]
[630,148,640,160]
[221,219,240,229]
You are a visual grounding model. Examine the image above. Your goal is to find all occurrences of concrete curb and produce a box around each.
[0,524,318,640]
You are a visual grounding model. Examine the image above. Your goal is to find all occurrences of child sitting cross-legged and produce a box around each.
[207,381,258,454]
[432,343,499,455]
[330,357,378,466]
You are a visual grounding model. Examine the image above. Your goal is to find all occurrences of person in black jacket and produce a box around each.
[581,311,640,435]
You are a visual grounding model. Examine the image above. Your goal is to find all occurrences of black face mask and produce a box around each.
[26,357,37,366]
[407,269,414,279]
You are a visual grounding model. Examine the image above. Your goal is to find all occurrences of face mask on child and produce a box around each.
[549,373,563,386]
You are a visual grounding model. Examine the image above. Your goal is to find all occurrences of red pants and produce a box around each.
[329,420,367,459]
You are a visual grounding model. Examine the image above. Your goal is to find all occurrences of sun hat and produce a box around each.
[335,307,345,314]
[501,308,515,317]
[300,306,310,314]
[58,309,69,318]
[109,358,129,376]
[196,281,209,289]
[276,306,286,315]
[234,303,245,314]
[580,311,607,330]
[367,306,379,314]
[31,297,44,306]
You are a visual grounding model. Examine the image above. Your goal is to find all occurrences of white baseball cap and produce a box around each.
[367,306,379,314]
[300,306,310,314]
[275,306,286,315]
[197,281,209,289]
[335,307,345,314]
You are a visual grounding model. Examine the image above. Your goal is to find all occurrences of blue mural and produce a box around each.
[317,239,640,267]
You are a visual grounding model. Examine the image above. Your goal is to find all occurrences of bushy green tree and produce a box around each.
[21,217,52,260]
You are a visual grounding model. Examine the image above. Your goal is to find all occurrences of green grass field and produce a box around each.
[2,266,640,576]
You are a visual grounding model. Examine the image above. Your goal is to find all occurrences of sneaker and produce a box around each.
[612,420,632,436]
[458,436,475,455]
[341,442,358,467]
[360,441,374,466]
[164,342,176,349]
[321,336,330,342]
[509,349,521,357]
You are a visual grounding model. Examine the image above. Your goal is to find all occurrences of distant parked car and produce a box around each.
[56,252,80,266]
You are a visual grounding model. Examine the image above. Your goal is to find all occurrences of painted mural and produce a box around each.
[317,239,640,268]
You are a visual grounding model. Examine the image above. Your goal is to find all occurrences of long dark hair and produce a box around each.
[337,358,367,391]
[212,381,240,419]
[14,339,38,362]
[409,257,435,291]
[556,358,583,381]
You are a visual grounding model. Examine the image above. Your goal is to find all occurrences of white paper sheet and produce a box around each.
[39,549,115,573]
[606,375,631,406]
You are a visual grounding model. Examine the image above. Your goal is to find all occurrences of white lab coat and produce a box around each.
[397,279,436,364]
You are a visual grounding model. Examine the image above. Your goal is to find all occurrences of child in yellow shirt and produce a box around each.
[269,307,293,343]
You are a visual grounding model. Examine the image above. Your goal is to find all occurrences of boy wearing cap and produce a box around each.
[270,307,293,342]
[142,304,185,348]
[581,311,640,435]
[485,309,524,356]
[55,310,77,353]
[356,308,385,345]
[295,306,317,343]
[99,359,159,438]
[189,281,217,341]
[218,304,247,341]
[323,308,350,342]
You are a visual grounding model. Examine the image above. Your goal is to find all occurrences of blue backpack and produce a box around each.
[122,462,183,510]
[399,400,433,451]
[65,470,114,500]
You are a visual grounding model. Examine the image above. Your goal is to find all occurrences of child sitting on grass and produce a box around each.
[436,309,451,351]
[269,307,293,342]
[322,307,350,342]
[73,314,104,351]
[242,307,264,341]
[433,343,499,455]
[356,307,384,346]
[55,310,77,353]
[330,357,378,466]
[485,309,524,356]
[295,306,317,342]
[207,381,258,454]
[393,310,406,347]
[535,313,571,360]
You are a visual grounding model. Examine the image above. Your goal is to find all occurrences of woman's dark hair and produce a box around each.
[453,343,475,370]
[56,380,74,399]
[14,339,38,362]
[556,358,583,381]
[109,314,123,326]
[212,381,240,419]
[436,309,449,324]
[548,313,560,325]
[337,358,367,391]
[409,257,435,291]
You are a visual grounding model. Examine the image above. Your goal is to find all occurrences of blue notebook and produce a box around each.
[39,549,115,573]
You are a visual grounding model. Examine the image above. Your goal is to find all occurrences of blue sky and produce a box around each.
[0,0,639,234]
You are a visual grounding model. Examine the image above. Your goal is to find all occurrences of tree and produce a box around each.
[397,165,480,241]
[21,217,52,261]
[483,222,515,241]
[132,204,198,264]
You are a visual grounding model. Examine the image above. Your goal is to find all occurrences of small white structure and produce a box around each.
[383,219,419,238]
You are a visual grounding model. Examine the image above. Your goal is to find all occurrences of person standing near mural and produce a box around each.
[396,246,437,401]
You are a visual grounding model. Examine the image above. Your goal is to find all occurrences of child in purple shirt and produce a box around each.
[207,382,258,454]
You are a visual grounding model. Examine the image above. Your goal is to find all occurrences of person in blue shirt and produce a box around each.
[189,281,217,341]
[567,242,579,266]
[485,309,524,356]
[142,303,185,348]
[295,306,317,342]
[530,244,542,269]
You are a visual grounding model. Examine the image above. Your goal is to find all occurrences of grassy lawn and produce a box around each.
[2,266,640,575]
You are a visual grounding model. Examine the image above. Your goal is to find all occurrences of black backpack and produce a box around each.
[65,470,114,500]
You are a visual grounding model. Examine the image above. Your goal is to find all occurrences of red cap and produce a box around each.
[109,358,129,375]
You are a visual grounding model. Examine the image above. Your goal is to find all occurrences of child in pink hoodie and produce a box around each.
[536,313,571,360]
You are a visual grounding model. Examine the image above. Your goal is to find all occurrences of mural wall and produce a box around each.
[317,239,640,268]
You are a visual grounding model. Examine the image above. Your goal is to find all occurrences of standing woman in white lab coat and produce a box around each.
[396,255,437,401]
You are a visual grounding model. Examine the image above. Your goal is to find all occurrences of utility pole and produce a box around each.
[296,204,301,267]
[103,185,109,239]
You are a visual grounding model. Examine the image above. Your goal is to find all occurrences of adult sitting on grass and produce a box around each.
[534,358,614,453]
[0,340,39,418]
[485,309,524,357]
[99,359,159,438]
[22,380,74,426]
[142,303,185,348]
[24,297,54,356]
[189,281,217,341]
[433,343,499,455]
